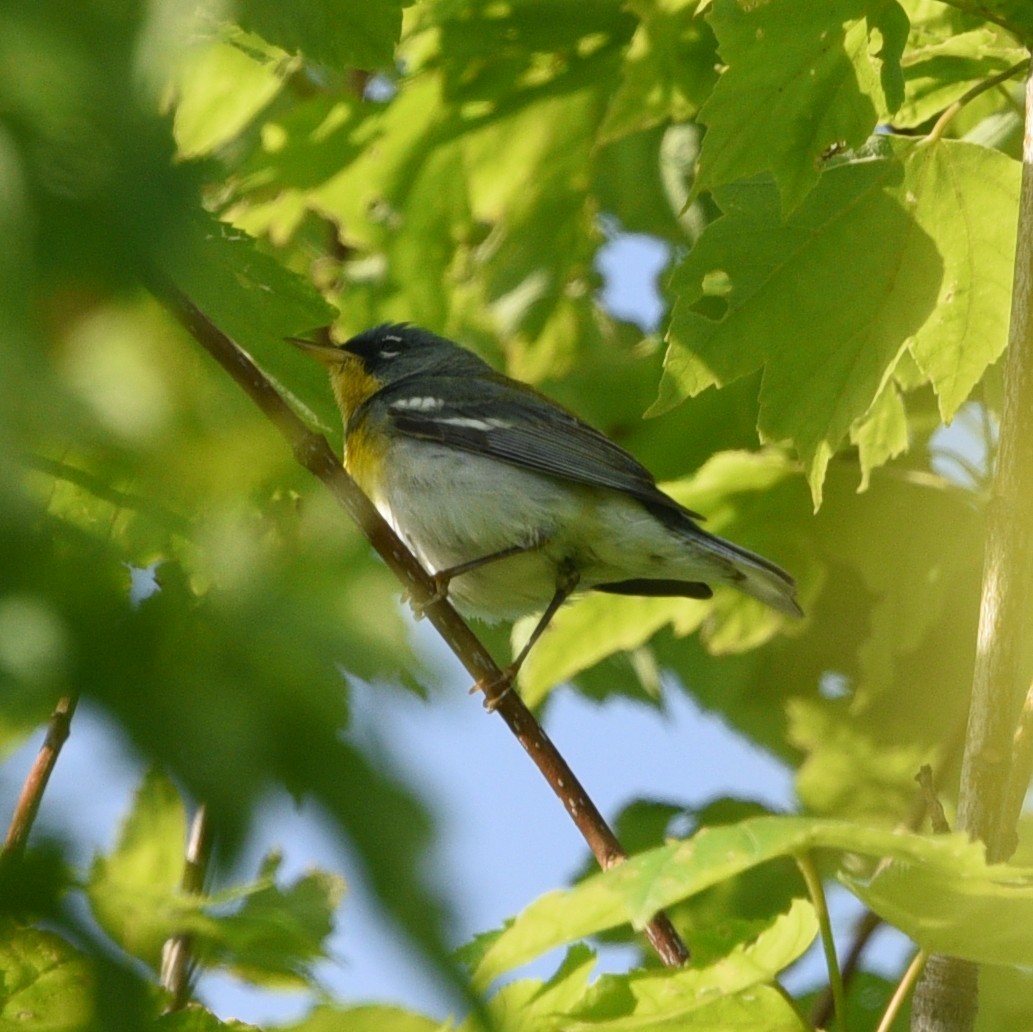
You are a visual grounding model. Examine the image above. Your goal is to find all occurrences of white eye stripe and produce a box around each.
[391,396,445,412]
[382,335,403,343]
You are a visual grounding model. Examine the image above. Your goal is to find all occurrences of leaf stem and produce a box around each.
[2,692,80,860]
[795,851,845,1032]
[876,950,927,1032]
[926,59,1028,143]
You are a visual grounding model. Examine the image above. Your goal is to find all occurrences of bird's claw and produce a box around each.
[406,573,451,620]
[471,666,516,712]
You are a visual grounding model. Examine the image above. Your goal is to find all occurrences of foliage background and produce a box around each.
[2,0,1033,1030]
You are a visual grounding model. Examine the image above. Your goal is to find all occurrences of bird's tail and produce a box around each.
[694,527,803,618]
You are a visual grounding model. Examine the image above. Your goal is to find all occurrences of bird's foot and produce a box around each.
[470,666,516,712]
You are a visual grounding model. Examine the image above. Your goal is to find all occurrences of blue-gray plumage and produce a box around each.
[294,324,803,639]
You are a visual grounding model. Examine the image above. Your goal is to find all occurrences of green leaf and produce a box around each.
[200,852,344,986]
[848,856,1033,966]
[174,39,294,159]
[969,0,1033,38]
[458,945,598,1031]
[903,140,1018,421]
[158,1004,262,1030]
[0,923,93,1031]
[87,769,188,970]
[233,0,403,70]
[659,138,1018,503]
[160,213,340,434]
[849,382,908,491]
[890,29,1027,129]
[472,816,999,982]
[280,1003,439,1032]
[566,899,815,1029]
[696,0,909,211]
[599,0,718,143]
[518,594,703,706]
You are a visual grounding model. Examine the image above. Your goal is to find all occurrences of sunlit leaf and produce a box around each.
[696,0,908,211]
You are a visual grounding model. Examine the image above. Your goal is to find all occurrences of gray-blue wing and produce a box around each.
[372,374,703,521]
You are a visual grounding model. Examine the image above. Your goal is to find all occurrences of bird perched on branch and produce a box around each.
[293,324,801,695]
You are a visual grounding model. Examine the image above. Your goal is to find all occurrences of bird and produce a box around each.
[293,323,801,696]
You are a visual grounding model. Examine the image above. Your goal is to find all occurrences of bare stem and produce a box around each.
[926,59,1028,142]
[878,951,928,1032]
[148,277,689,969]
[796,851,845,1032]
[2,693,80,860]
[160,803,211,1011]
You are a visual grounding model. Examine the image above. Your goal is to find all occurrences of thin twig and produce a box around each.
[916,765,952,835]
[2,693,80,860]
[926,59,1029,143]
[795,851,845,1032]
[160,803,211,1010]
[148,276,690,968]
[877,950,928,1032]
[810,720,968,1029]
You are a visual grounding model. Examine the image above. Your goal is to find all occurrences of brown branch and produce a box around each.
[149,277,689,968]
[911,65,1033,1032]
[2,693,80,860]
[160,803,211,1011]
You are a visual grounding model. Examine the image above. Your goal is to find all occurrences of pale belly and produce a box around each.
[361,439,719,621]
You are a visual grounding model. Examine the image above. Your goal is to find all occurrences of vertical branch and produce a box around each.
[911,64,1033,1032]
[2,693,80,860]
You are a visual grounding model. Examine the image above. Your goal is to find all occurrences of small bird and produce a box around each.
[293,324,801,689]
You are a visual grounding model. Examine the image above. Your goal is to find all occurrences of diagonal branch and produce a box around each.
[149,276,690,969]
[3,693,80,861]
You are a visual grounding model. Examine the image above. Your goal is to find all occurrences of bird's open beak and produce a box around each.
[287,330,347,367]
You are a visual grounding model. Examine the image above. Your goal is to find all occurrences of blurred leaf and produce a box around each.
[159,213,340,434]
[86,773,343,986]
[0,0,200,291]
[0,922,93,1031]
[174,39,294,159]
[87,769,188,969]
[598,0,718,143]
[848,857,1033,966]
[799,970,910,1032]
[696,0,908,211]
[890,28,1027,129]
[969,0,1033,36]
[974,965,1033,1032]
[280,1003,439,1032]
[233,0,404,70]
[200,852,343,986]
[157,1004,262,1030]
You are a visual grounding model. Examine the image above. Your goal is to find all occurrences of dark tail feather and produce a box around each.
[594,578,714,599]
